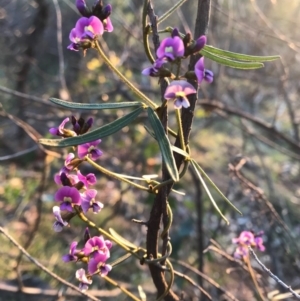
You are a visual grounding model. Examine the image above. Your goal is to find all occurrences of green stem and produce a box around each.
[75,207,141,260]
[94,41,157,109]
[175,108,186,152]
[142,0,155,63]
[104,275,142,301]
[157,0,188,24]
[85,156,150,192]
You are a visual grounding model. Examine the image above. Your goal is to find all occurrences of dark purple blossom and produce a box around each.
[83,236,111,259]
[195,57,213,84]
[62,241,79,262]
[49,117,74,137]
[77,171,97,188]
[77,139,103,160]
[164,80,197,109]
[156,35,184,61]
[55,186,81,212]
[88,251,112,274]
[68,16,104,51]
[52,206,68,232]
[76,268,92,292]
[101,4,113,32]
[193,35,207,53]
[142,58,166,77]
[81,189,103,213]
[54,171,79,186]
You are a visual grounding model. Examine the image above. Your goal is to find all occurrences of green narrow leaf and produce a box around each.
[50,98,143,110]
[200,49,264,69]
[39,107,144,147]
[147,107,179,182]
[192,159,242,215]
[204,45,280,62]
[191,160,229,225]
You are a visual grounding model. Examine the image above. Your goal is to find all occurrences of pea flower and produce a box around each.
[53,206,68,232]
[77,139,103,160]
[68,16,104,51]
[80,189,103,213]
[62,241,79,262]
[55,186,81,212]
[164,80,197,109]
[77,171,97,188]
[232,231,265,259]
[49,117,76,137]
[88,252,112,274]
[157,31,184,61]
[76,268,92,292]
[83,236,112,259]
[194,57,213,84]
[142,58,166,77]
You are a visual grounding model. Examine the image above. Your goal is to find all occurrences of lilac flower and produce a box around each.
[54,171,79,186]
[232,231,255,246]
[233,245,248,259]
[77,171,97,188]
[101,4,113,32]
[49,117,73,136]
[88,251,112,274]
[52,206,68,232]
[232,231,265,260]
[68,16,104,51]
[193,35,207,53]
[164,80,197,109]
[83,236,111,259]
[142,58,166,77]
[77,139,103,160]
[55,186,81,212]
[62,241,79,262]
[81,189,103,213]
[195,57,213,84]
[254,236,265,252]
[76,268,92,292]
[76,0,89,15]
[156,35,184,61]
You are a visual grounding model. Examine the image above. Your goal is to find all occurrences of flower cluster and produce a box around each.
[63,229,112,291]
[50,116,103,231]
[50,116,112,290]
[232,231,265,260]
[142,28,214,109]
[68,0,113,52]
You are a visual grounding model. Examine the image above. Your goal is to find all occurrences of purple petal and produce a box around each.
[85,16,104,37]
[81,200,91,213]
[90,149,103,160]
[55,186,81,204]
[77,144,89,159]
[100,264,112,276]
[103,17,113,32]
[60,202,73,212]
[92,202,103,213]
[76,268,92,285]
[193,35,207,52]
[76,0,87,15]
[204,70,214,83]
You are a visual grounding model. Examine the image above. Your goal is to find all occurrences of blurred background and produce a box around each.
[1,0,300,300]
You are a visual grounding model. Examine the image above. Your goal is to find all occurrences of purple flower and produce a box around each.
[101,4,113,32]
[76,268,92,292]
[88,252,112,274]
[164,80,197,109]
[232,231,255,246]
[254,236,265,252]
[68,16,104,51]
[55,186,81,212]
[62,241,79,262]
[54,171,79,186]
[77,139,103,160]
[142,58,166,77]
[156,35,184,61]
[77,171,97,188]
[83,236,111,256]
[81,189,103,213]
[193,35,207,53]
[233,245,248,259]
[76,0,89,15]
[49,117,71,136]
[195,57,213,84]
[52,206,68,232]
